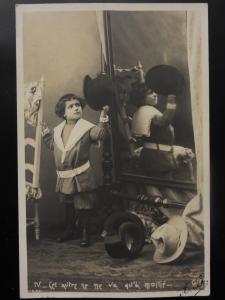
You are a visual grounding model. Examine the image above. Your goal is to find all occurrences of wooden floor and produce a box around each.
[27,228,204,295]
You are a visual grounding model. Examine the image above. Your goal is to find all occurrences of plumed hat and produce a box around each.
[83,73,115,110]
[145,64,185,96]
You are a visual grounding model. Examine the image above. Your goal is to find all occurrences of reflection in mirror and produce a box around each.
[110,11,197,188]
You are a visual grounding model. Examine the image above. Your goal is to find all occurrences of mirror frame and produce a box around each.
[104,11,197,192]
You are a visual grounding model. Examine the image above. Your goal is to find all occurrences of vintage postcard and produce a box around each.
[16,3,210,298]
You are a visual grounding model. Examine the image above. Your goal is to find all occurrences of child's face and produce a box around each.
[144,90,158,106]
[64,99,82,121]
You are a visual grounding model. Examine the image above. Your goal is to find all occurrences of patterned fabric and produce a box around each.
[24,80,43,127]
[128,203,168,243]
[26,183,42,201]
[128,210,157,243]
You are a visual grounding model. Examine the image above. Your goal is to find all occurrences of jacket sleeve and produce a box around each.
[90,106,110,142]
[89,122,110,142]
[42,131,54,151]
[152,95,177,127]
[152,105,176,127]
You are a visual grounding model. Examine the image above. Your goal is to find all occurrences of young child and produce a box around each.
[131,86,195,203]
[131,87,177,170]
[42,93,109,247]
[131,87,194,173]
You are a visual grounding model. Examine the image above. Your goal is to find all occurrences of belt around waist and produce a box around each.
[56,161,90,178]
[143,143,172,152]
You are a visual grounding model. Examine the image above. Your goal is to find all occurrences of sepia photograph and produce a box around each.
[16,3,210,298]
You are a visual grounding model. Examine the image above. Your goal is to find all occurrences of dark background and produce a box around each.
[1,0,225,299]
[24,9,195,230]
[111,10,194,148]
[23,10,104,228]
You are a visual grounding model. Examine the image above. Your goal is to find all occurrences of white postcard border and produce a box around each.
[16,2,210,298]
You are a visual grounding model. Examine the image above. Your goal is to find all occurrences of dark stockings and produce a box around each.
[78,209,91,247]
[57,203,79,242]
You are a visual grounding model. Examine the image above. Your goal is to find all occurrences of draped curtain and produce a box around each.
[187,10,209,193]
[96,10,209,194]
[96,12,107,67]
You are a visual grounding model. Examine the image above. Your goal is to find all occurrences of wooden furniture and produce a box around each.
[25,77,44,240]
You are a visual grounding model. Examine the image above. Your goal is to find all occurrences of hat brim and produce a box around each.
[104,211,144,235]
[83,74,114,110]
[104,212,145,259]
[153,215,188,264]
[145,64,185,96]
[83,75,92,100]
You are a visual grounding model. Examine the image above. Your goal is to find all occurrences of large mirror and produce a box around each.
[108,11,197,191]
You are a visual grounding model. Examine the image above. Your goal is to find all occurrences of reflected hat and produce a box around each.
[145,64,185,96]
[83,73,115,110]
[151,215,188,264]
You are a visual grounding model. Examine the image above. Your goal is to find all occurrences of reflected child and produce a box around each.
[131,86,194,176]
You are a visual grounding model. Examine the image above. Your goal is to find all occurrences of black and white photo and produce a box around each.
[16,3,210,298]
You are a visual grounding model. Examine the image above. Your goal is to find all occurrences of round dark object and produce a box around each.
[83,74,115,110]
[119,221,145,258]
[145,65,185,96]
[104,211,144,235]
[104,212,145,259]
[104,222,145,259]
[105,238,131,259]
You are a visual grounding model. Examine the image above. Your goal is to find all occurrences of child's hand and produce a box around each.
[102,105,109,114]
[41,122,50,136]
[99,105,110,123]
[166,94,177,110]
[167,94,176,104]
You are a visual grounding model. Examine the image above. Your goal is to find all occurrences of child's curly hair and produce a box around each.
[129,83,153,107]
[55,93,86,119]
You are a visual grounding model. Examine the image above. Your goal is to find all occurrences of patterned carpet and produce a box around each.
[27,231,204,294]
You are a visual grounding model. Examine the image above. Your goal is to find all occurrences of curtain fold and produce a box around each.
[187,11,207,193]
[95,11,107,66]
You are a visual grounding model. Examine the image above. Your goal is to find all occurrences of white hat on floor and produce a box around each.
[151,194,204,264]
[151,215,188,264]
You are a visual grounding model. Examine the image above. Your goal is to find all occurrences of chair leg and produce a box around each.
[34,201,40,240]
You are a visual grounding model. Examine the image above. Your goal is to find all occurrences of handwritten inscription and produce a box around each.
[32,279,168,292]
[31,275,208,294]
[179,273,208,296]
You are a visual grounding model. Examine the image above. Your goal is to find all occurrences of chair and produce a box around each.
[24,77,44,240]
